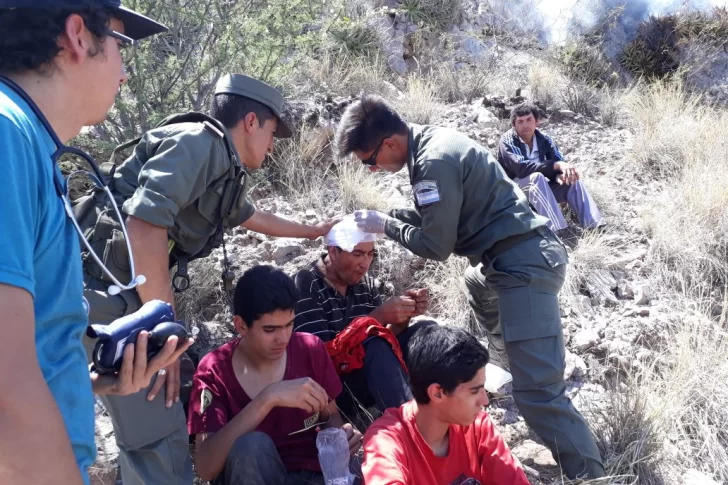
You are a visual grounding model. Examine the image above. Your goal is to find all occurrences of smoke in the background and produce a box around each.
[485,0,728,46]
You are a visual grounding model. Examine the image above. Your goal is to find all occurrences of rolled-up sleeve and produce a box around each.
[0,119,37,295]
[123,128,223,228]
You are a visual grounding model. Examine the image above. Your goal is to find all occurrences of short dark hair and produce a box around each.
[407,323,489,404]
[335,93,408,158]
[210,93,276,130]
[0,7,112,75]
[510,102,542,124]
[233,265,298,326]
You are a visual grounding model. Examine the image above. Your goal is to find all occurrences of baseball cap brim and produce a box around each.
[114,6,167,41]
[275,118,292,139]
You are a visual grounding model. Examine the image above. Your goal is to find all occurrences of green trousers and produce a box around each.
[464,227,605,479]
[84,277,193,485]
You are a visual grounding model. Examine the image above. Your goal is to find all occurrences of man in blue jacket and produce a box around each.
[497,102,604,235]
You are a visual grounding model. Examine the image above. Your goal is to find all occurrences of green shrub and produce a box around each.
[560,82,599,117]
[398,0,463,31]
[430,63,490,103]
[559,39,615,87]
[676,7,728,41]
[102,0,337,144]
[328,19,381,58]
[619,15,680,80]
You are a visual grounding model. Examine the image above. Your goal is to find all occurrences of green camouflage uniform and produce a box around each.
[80,120,254,485]
[384,123,605,479]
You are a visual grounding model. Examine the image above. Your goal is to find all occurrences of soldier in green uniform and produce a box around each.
[335,94,604,480]
[76,74,338,485]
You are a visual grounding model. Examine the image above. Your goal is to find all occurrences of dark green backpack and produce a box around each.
[73,112,248,292]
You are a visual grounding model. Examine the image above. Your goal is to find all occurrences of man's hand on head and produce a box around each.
[553,161,579,185]
[309,217,343,240]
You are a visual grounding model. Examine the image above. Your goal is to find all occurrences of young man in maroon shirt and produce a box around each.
[187,265,362,485]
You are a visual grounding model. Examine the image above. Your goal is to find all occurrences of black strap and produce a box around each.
[110,137,142,166]
[172,254,191,293]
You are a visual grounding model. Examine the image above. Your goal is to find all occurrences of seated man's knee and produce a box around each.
[364,335,392,354]
[526,172,547,185]
[464,265,484,291]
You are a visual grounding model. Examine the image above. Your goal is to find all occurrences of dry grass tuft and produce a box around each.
[266,125,337,211]
[393,76,445,124]
[560,81,599,117]
[175,257,229,326]
[597,87,628,127]
[588,389,666,485]
[562,231,619,302]
[430,63,490,103]
[398,0,464,31]
[411,257,471,326]
[337,160,396,214]
[626,81,707,177]
[290,52,397,99]
[559,39,615,88]
[629,81,728,297]
[637,314,728,482]
[529,62,565,107]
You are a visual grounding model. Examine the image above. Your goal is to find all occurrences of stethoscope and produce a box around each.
[0,75,145,296]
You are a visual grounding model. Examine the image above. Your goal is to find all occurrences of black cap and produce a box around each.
[0,0,167,41]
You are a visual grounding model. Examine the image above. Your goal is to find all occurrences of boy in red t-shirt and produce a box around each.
[187,265,363,484]
[362,324,530,485]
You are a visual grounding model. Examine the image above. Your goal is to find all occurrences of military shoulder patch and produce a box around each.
[200,389,213,414]
[413,180,441,206]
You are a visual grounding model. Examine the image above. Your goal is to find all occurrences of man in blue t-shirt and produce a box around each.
[0,2,189,483]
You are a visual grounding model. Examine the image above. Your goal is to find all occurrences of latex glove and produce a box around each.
[354,210,392,234]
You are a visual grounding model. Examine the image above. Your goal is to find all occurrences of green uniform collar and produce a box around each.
[406,123,425,181]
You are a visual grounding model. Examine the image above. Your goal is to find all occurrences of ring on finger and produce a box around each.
[158,369,167,376]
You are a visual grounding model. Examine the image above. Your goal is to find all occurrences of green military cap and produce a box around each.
[214,74,292,138]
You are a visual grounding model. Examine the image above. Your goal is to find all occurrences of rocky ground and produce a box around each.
[85,0,728,482]
[91,85,716,484]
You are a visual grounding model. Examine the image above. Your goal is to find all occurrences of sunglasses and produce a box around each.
[106,28,135,50]
[361,138,385,166]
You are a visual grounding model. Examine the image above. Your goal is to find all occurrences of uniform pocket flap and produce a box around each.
[500,288,562,342]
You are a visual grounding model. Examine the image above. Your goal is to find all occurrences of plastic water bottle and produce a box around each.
[316,428,354,485]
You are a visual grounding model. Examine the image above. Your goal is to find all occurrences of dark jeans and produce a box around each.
[212,432,360,485]
[337,320,435,418]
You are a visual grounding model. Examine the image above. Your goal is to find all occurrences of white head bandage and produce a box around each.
[324,216,378,252]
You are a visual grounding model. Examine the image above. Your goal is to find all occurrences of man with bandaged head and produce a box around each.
[294,216,433,417]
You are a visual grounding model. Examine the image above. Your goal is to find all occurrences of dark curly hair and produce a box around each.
[0,6,112,75]
[509,102,542,124]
